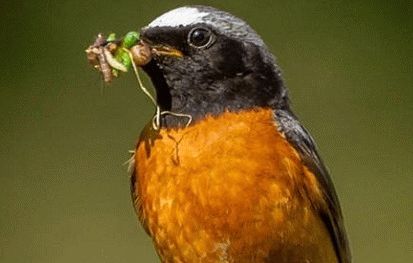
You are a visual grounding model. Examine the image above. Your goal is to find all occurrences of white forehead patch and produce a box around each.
[147,7,209,28]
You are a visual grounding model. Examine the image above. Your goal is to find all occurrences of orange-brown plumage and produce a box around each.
[131,108,338,262]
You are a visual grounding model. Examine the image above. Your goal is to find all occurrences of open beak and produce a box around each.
[130,39,183,67]
[150,44,183,58]
[139,38,182,58]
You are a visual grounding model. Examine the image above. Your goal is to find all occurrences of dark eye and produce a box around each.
[188,27,214,48]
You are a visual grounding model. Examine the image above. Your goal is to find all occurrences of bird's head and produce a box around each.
[140,5,288,128]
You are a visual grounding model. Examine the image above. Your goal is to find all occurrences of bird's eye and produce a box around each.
[188,27,214,48]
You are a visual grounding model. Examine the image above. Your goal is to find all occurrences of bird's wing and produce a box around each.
[275,109,351,263]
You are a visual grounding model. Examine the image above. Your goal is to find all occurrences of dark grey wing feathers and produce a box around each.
[275,109,351,263]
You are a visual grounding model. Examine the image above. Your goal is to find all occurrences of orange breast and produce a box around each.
[132,108,338,263]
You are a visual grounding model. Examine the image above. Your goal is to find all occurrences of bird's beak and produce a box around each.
[150,44,183,58]
[139,37,183,58]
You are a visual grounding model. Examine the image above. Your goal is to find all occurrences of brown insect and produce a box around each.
[129,42,152,67]
[85,33,113,83]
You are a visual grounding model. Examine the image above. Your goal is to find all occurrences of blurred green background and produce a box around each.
[0,0,411,262]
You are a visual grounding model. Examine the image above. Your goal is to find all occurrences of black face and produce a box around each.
[140,15,288,128]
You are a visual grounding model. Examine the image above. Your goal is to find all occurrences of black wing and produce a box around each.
[275,109,351,263]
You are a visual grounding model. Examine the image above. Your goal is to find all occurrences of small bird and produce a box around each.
[130,5,351,263]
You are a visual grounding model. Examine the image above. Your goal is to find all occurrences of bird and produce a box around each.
[130,5,351,263]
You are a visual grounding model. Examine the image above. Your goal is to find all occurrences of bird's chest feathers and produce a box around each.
[134,109,326,261]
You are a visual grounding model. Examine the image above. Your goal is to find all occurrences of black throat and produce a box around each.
[142,34,289,129]
[143,59,288,129]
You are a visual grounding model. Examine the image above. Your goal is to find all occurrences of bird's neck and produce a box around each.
[159,76,288,129]
[143,58,289,129]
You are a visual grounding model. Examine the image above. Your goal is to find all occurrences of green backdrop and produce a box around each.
[0,1,411,262]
